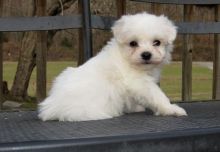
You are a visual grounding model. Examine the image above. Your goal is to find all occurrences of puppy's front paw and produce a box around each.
[170,104,187,116]
[155,104,187,116]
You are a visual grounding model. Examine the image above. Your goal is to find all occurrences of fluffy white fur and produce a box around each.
[38,12,187,121]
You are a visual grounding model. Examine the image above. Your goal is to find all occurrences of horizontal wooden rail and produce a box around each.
[0,15,115,32]
[176,22,220,34]
[91,16,116,30]
[0,15,82,32]
[0,15,220,34]
[92,16,220,34]
[131,0,220,5]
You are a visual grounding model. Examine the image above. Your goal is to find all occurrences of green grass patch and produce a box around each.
[161,62,212,101]
[29,61,76,96]
[3,61,76,97]
[3,61,212,104]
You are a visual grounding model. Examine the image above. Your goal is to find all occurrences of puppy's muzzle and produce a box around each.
[141,52,152,61]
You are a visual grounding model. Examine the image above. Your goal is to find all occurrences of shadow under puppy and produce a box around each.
[38,12,187,121]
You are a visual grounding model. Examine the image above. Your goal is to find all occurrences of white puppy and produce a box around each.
[38,12,187,121]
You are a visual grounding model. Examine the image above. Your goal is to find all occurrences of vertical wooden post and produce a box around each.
[117,0,126,17]
[78,0,84,66]
[78,0,92,65]
[182,5,193,101]
[151,2,160,15]
[0,1,3,109]
[36,0,47,102]
[213,5,220,100]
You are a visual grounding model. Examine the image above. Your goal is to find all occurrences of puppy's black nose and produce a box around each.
[141,52,152,60]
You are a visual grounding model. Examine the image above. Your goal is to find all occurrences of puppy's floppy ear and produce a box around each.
[111,16,126,43]
[159,15,177,44]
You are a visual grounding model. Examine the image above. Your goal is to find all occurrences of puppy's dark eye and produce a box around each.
[153,40,161,46]
[129,41,138,47]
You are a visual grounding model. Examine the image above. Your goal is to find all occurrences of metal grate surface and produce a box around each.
[1,101,220,143]
[1,101,220,152]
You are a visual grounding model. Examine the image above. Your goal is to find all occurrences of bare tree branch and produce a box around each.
[47,0,76,16]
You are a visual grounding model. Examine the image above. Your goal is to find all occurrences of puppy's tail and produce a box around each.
[38,98,57,121]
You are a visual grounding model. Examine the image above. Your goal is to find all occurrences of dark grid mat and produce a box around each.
[1,101,220,144]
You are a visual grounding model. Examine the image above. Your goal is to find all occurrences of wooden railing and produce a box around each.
[131,1,220,101]
[0,0,220,109]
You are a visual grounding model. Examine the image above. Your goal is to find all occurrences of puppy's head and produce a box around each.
[112,12,177,66]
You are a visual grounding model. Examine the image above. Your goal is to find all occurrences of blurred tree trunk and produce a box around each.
[10,0,36,101]
[10,32,37,100]
[10,0,76,101]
